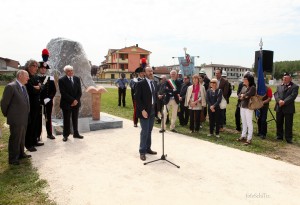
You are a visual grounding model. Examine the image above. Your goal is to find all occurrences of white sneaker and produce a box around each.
[207,134,212,137]
[216,135,220,138]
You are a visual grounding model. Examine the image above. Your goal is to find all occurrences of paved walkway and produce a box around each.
[31,113,300,205]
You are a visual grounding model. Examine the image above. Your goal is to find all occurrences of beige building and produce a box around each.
[201,64,251,83]
[99,45,151,79]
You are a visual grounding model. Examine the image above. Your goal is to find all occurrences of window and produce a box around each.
[111,74,115,79]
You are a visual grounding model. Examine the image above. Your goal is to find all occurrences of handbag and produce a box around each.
[218,89,227,109]
[248,95,264,110]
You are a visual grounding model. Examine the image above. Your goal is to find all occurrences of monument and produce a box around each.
[46,37,122,134]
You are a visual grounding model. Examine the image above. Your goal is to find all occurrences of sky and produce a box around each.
[1,0,300,68]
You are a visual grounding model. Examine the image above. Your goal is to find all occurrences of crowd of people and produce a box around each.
[1,60,299,164]
[1,60,84,165]
[131,67,299,160]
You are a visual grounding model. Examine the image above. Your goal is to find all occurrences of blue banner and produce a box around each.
[257,51,266,96]
[178,56,195,76]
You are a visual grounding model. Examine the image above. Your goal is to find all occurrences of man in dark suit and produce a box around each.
[215,68,229,131]
[58,65,84,142]
[274,72,299,143]
[25,59,44,152]
[1,70,31,165]
[38,62,57,139]
[135,66,157,161]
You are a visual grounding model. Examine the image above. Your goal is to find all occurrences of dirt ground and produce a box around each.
[27,113,300,205]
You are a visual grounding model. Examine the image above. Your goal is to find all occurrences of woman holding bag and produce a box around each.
[206,78,222,138]
[185,74,206,133]
[237,74,256,145]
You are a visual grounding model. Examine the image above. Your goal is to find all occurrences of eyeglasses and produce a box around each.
[210,82,216,84]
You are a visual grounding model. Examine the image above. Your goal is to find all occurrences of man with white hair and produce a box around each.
[58,65,84,142]
[160,70,181,133]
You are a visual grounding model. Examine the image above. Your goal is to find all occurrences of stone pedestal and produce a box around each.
[86,86,107,120]
[52,115,123,135]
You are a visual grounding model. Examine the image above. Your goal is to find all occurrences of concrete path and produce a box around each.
[31,113,300,205]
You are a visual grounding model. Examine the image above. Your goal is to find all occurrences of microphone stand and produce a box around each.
[144,106,180,168]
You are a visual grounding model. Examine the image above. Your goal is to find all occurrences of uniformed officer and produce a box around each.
[38,62,57,139]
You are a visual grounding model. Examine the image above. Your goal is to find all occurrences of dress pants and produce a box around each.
[9,124,27,163]
[178,100,189,125]
[163,99,179,130]
[43,101,54,136]
[276,111,294,142]
[208,109,221,135]
[139,107,155,154]
[189,109,201,131]
[62,107,79,137]
[118,87,126,106]
[25,105,42,148]
[257,106,268,136]
[235,106,241,130]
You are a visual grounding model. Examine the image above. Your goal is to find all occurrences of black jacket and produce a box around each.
[58,75,82,110]
[274,82,299,114]
[135,79,157,119]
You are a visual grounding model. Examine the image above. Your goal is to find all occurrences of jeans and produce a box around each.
[139,108,155,154]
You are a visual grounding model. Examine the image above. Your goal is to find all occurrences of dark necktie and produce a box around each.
[150,81,156,104]
[69,77,74,86]
[21,86,28,103]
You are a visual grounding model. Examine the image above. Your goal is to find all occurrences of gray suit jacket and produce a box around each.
[274,82,299,114]
[1,81,30,125]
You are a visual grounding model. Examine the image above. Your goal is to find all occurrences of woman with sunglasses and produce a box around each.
[206,78,222,137]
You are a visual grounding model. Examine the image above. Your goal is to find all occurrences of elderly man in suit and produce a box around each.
[1,70,31,165]
[160,70,181,133]
[274,72,299,144]
[135,66,157,161]
[58,65,84,142]
[25,59,44,152]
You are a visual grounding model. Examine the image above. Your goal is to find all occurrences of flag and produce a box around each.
[185,53,191,64]
[257,51,266,96]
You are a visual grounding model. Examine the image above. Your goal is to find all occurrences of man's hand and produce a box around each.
[142,110,148,118]
[279,100,285,107]
[71,100,78,107]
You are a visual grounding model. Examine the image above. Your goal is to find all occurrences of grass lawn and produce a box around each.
[101,88,299,155]
[0,86,55,205]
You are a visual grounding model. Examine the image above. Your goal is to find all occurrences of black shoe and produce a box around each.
[140,154,146,161]
[35,142,44,146]
[9,160,20,165]
[236,128,241,132]
[276,137,283,141]
[286,140,293,144]
[63,137,68,142]
[73,134,84,139]
[159,129,165,133]
[27,147,37,152]
[19,154,32,159]
[170,129,178,133]
[47,135,56,140]
[146,149,157,155]
[260,135,266,139]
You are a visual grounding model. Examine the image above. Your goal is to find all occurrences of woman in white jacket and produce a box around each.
[185,74,207,133]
